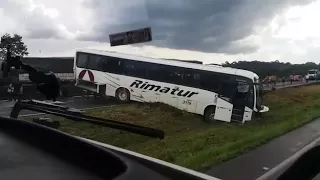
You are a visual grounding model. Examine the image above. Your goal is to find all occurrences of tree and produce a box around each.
[0,33,29,60]
[221,60,318,78]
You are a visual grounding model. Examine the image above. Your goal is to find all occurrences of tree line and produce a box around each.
[222,60,319,78]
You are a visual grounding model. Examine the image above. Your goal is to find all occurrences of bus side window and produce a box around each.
[87,54,103,71]
[220,81,236,98]
[184,70,201,88]
[123,60,147,78]
[105,57,123,74]
[165,66,184,85]
[199,71,220,92]
[76,53,89,68]
[146,63,163,81]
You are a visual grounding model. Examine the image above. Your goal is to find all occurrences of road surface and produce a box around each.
[0,97,117,117]
[206,115,320,180]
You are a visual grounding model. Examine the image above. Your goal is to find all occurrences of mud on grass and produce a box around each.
[22,85,320,172]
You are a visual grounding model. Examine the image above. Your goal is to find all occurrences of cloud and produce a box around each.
[0,0,319,64]
[0,0,73,39]
[78,0,315,54]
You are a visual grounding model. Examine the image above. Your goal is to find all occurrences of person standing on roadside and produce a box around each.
[7,84,14,101]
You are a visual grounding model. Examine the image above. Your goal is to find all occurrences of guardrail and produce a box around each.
[262,80,318,91]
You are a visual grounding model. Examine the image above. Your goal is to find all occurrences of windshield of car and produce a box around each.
[2,1,320,180]
[309,70,316,74]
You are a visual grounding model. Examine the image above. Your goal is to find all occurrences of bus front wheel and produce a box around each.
[204,106,216,123]
[116,88,130,103]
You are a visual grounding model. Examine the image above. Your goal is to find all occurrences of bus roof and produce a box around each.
[75,49,259,81]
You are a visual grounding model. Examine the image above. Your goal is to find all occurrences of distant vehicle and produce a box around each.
[262,75,277,91]
[306,69,320,80]
[290,75,303,81]
[73,49,269,123]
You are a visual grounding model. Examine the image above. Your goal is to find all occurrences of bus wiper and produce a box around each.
[9,100,164,139]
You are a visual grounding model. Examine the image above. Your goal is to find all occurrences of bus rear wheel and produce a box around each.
[204,106,216,123]
[116,88,130,103]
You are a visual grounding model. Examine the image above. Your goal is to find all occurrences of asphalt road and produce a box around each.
[0,97,117,117]
[206,118,320,180]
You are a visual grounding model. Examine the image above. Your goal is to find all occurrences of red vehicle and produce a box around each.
[290,75,303,81]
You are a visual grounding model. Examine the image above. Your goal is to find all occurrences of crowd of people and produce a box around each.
[7,83,23,102]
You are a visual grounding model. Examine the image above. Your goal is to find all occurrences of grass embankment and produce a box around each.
[23,85,320,171]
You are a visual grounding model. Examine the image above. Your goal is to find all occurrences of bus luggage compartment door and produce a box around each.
[214,98,233,122]
[141,90,160,102]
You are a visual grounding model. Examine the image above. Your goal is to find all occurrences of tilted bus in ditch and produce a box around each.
[73,49,269,123]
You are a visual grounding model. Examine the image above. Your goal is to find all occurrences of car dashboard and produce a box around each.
[0,116,215,180]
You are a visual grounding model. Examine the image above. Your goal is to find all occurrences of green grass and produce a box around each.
[23,85,320,172]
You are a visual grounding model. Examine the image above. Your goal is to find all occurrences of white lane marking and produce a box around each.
[263,167,270,171]
[256,136,320,180]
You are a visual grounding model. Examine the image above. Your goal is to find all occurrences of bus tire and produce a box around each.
[116,88,130,103]
[204,106,216,123]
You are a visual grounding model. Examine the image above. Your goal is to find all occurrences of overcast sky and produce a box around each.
[0,0,319,64]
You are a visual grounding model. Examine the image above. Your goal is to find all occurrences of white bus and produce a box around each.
[73,49,269,123]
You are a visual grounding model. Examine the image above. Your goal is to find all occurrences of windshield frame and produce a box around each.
[255,84,262,111]
[253,77,262,111]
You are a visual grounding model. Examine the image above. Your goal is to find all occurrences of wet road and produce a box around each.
[0,97,117,117]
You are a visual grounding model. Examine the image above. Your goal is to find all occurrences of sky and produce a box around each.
[0,0,319,64]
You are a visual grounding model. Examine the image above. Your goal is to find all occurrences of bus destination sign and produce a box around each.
[109,27,152,47]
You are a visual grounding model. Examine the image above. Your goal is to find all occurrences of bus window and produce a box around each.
[146,63,163,81]
[199,71,221,92]
[76,53,88,68]
[184,70,201,88]
[234,80,254,109]
[87,54,103,71]
[123,60,147,78]
[105,57,123,74]
[165,66,184,85]
[237,82,250,93]
[220,80,237,100]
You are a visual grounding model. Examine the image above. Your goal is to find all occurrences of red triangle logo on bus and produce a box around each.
[87,70,94,82]
[78,70,95,82]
